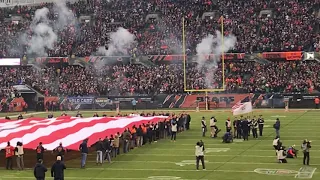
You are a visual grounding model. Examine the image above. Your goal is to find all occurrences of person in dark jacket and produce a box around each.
[103,136,111,163]
[79,139,88,168]
[95,138,104,165]
[51,156,66,180]
[274,118,281,138]
[241,119,249,141]
[186,114,191,130]
[136,125,143,147]
[34,159,47,180]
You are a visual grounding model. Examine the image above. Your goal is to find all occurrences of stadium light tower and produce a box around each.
[182,16,226,110]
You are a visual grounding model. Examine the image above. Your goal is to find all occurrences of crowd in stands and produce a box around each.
[0,60,319,96]
[0,0,319,96]
[0,0,319,57]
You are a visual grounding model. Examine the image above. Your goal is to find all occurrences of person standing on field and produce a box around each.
[15,141,24,170]
[201,117,207,137]
[171,120,178,142]
[273,118,281,138]
[79,139,88,168]
[5,141,15,170]
[195,141,206,170]
[258,115,264,136]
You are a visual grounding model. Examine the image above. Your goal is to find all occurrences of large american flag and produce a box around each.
[0,116,167,150]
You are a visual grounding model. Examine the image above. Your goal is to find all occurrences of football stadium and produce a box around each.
[0,0,320,179]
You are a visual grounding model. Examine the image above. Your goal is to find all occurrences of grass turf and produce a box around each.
[0,109,319,180]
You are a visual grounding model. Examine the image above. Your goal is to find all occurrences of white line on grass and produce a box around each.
[178,143,320,146]
[85,160,320,166]
[149,148,320,152]
[0,177,207,180]
[111,154,320,158]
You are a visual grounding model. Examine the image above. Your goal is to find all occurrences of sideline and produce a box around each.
[0,112,46,119]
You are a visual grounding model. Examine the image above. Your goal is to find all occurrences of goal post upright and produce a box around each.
[183,16,225,111]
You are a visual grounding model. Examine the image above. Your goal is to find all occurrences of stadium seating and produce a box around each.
[0,0,319,57]
[0,0,319,96]
[0,61,318,96]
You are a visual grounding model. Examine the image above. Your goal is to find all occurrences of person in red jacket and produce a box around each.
[5,141,15,170]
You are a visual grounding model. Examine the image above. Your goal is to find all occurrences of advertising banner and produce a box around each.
[36,57,69,64]
[95,97,113,109]
[262,51,302,60]
[84,56,131,64]
[180,94,250,108]
[67,96,95,105]
[0,58,21,66]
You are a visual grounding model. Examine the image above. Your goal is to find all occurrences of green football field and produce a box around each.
[0,109,319,180]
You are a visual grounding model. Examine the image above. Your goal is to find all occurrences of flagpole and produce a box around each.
[205,91,208,111]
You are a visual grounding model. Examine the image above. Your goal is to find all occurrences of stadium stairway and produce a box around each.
[162,95,176,108]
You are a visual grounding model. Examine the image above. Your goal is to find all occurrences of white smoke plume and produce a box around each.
[196,30,237,88]
[53,0,76,30]
[25,0,76,56]
[97,27,136,56]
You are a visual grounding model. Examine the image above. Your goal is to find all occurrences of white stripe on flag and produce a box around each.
[42,116,157,150]
[232,102,253,116]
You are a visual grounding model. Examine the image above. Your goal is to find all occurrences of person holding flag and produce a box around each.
[5,141,15,170]
[52,143,66,161]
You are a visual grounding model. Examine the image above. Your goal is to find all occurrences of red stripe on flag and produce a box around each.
[66,118,161,150]
[0,118,77,142]
[23,117,117,149]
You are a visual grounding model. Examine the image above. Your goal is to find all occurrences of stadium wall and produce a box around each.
[36,93,320,111]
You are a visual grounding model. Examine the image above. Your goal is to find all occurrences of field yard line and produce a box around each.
[111,154,320,158]
[149,148,320,152]
[0,168,261,173]
[0,177,207,180]
[179,143,320,146]
[179,135,320,137]
[86,160,320,166]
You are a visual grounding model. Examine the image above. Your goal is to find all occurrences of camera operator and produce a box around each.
[195,140,206,170]
[301,140,311,165]
[276,146,287,163]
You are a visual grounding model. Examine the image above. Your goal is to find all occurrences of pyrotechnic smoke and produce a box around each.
[24,0,76,56]
[195,30,236,88]
[97,27,136,56]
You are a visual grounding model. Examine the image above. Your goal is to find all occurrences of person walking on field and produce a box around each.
[79,139,88,168]
[51,156,66,180]
[195,141,206,170]
[34,159,47,180]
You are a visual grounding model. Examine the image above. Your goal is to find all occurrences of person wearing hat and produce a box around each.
[51,156,66,180]
[209,116,216,138]
[258,115,264,136]
[201,117,207,137]
[34,159,47,180]
[301,139,311,165]
[287,145,297,158]
[276,146,287,163]
[225,118,231,133]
